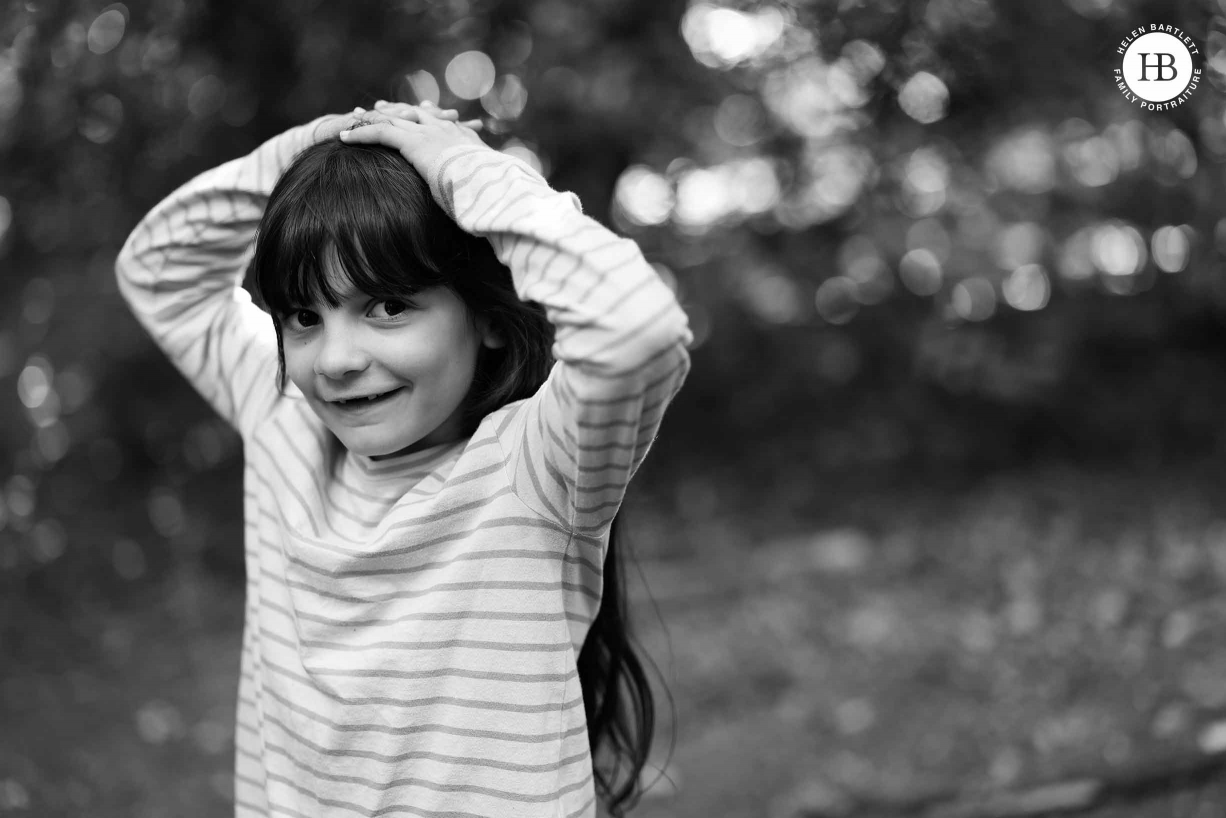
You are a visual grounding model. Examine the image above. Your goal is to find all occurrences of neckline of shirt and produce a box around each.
[346,438,468,478]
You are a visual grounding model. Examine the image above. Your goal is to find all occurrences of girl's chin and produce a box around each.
[339,434,420,459]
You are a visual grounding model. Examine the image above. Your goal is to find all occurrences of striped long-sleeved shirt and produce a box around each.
[114,115,692,818]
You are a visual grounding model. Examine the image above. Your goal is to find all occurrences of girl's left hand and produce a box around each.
[311,102,481,144]
[338,102,488,180]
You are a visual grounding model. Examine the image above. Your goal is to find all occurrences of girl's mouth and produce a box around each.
[331,387,403,410]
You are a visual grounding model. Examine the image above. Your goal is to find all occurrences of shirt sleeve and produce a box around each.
[426,144,693,540]
[113,115,343,440]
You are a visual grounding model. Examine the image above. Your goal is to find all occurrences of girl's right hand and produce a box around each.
[312,102,481,143]
[370,100,484,132]
[338,104,488,181]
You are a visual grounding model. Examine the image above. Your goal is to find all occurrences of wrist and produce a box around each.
[424,143,496,216]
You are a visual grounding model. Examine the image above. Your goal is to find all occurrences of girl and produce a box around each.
[114,100,692,818]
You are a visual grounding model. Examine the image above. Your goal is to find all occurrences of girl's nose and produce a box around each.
[313,326,370,379]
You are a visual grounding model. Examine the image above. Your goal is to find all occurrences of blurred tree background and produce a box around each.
[4,0,1226,815]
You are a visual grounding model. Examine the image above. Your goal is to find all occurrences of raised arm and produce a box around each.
[114,114,354,438]
[429,144,693,536]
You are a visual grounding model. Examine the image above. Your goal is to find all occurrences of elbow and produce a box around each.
[642,306,692,362]
[604,303,692,377]
[114,225,145,285]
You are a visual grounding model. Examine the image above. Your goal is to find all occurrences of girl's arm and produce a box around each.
[114,114,352,438]
[429,143,692,537]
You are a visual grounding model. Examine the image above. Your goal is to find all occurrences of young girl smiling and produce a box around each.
[115,101,691,818]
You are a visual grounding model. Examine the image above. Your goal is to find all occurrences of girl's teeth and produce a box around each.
[340,391,390,405]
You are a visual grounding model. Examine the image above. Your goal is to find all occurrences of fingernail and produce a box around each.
[421,100,435,107]
[375,100,387,106]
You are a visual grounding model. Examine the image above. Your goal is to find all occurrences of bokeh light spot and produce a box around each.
[901,147,949,217]
[136,700,185,745]
[402,70,440,106]
[18,356,52,409]
[733,158,781,214]
[1057,227,1096,281]
[1003,264,1051,311]
[951,277,997,321]
[674,166,730,229]
[898,71,949,124]
[1156,129,1198,180]
[0,57,23,124]
[815,277,860,324]
[30,518,66,563]
[1151,225,1192,273]
[1092,222,1146,276]
[5,474,37,520]
[480,74,527,120]
[681,4,786,69]
[615,166,673,227]
[500,139,545,175]
[1064,136,1119,187]
[714,94,766,147]
[87,7,127,55]
[56,365,93,414]
[745,272,804,324]
[79,93,124,144]
[840,235,893,305]
[987,128,1057,194]
[0,779,30,810]
[445,51,496,101]
[899,249,943,295]
[148,487,185,538]
[187,75,226,118]
[0,196,11,244]
[35,421,71,464]
[1065,0,1113,18]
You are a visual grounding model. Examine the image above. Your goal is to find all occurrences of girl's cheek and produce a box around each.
[282,346,313,382]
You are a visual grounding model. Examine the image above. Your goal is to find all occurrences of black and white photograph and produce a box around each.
[2,0,1226,816]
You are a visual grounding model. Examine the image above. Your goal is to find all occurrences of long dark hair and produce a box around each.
[249,139,657,814]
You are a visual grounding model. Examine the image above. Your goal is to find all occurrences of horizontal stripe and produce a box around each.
[261,712,589,772]
[566,794,597,818]
[269,568,600,605]
[581,337,689,380]
[569,355,685,401]
[273,628,573,654]
[259,595,584,627]
[259,658,583,713]
[306,663,577,684]
[284,546,597,580]
[282,514,568,561]
[264,772,489,818]
[268,741,590,804]
[251,645,580,686]
[233,797,267,815]
[262,685,587,743]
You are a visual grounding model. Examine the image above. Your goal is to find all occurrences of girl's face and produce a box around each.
[280,259,504,460]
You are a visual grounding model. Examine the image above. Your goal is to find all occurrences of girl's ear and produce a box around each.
[477,315,507,350]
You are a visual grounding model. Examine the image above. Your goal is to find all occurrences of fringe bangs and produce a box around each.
[253,144,441,318]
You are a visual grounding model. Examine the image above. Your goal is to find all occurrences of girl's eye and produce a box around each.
[371,299,411,319]
[287,309,318,330]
